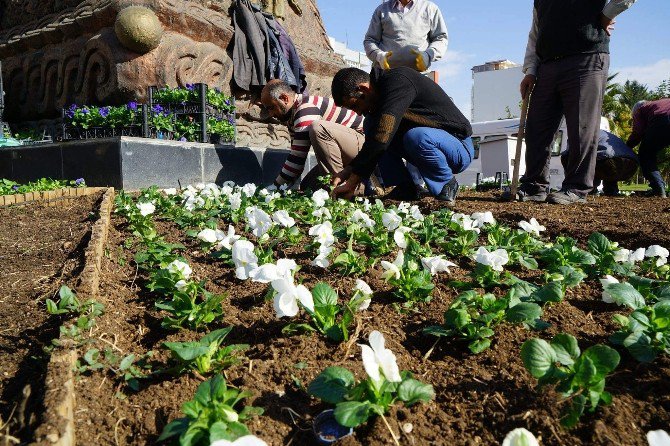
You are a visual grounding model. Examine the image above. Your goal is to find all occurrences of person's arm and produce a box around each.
[348,74,418,179]
[626,107,646,149]
[602,0,637,19]
[522,7,540,77]
[425,5,448,63]
[364,7,385,64]
[274,105,320,187]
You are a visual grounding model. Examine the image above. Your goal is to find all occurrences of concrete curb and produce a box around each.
[30,188,115,446]
[0,187,107,207]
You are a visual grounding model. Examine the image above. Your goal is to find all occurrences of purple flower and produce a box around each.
[152,104,164,114]
[185,83,196,91]
[228,116,235,125]
[179,137,187,142]
[12,185,19,191]
[99,107,110,118]
[81,108,90,115]
[127,101,138,111]
[65,104,77,119]
[224,99,231,106]
[75,178,85,186]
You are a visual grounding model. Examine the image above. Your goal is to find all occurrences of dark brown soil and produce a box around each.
[73,191,670,446]
[0,195,101,443]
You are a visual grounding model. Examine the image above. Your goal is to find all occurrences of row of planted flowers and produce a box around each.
[62,84,235,143]
[84,181,670,445]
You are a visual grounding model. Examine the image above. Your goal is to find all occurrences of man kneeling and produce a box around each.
[329,67,473,205]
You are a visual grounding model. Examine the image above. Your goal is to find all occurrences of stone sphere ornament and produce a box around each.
[114,6,163,54]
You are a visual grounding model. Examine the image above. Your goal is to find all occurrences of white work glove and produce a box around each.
[376,51,393,70]
[411,49,431,72]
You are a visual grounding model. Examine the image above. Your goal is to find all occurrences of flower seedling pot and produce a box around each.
[313,409,353,445]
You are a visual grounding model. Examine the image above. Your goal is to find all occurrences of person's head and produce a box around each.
[632,100,647,117]
[331,68,376,115]
[261,80,296,122]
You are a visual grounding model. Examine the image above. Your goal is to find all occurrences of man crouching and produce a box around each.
[329,67,473,205]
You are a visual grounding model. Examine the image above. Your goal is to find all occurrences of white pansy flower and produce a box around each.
[421,256,457,276]
[312,189,330,207]
[272,278,314,317]
[241,183,257,197]
[362,198,372,211]
[360,330,402,383]
[474,247,509,272]
[599,275,619,304]
[220,185,234,196]
[519,218,546,236]
[200,183,221,199]
[309,221,335,247]
[137,202,156,216]
[645,245,669,266]
[380,250,404,281]
[175,280,188,291]
[647,430,670,446]
[210,434,269,446]
[249,259,298,283]
[163,188,177,196]
[231,240,258,280]
[614,248,631,263]
[312,207,332,220]
[408,205,424,222]
[452,213,481,233]
[265,192,280,203]
[471,211,495,227]
[502,428,539,446]
[167,259,192,280]
[245,206,273,237]
[229,193,242,211]
[272,210,295,228]
[629,247,646,263]
[197,228,223,244]
[393,226,412,249]
[311,253,331,268]
[382,210,402,231]
[216,225,241,251]
[352,209,375,229]
[352,279,373,311]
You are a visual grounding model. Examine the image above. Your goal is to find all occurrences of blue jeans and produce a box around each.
[376,127,474,196]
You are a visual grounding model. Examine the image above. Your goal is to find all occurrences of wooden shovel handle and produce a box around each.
[509,94,531,198]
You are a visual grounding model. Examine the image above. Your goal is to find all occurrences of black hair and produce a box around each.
[331,68,370,106]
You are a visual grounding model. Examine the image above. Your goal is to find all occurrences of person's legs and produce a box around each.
[638,116,670,194]
[308,120,365,176]
[596,157,638,196]
[556,53,609,197]
[521,60,564,194]
[401,127,473,196]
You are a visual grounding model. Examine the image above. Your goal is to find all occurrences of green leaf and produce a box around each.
[561,394,586,428]
[550,333,580,366]
[587,232,612,257]
[557,266,587,288]
[156,417,189,441]
[520,256,539,270]
[200,327,233,345]
[308,367,355,404]
[583,345,620,377]
[119,354,135,371]
[574,355,597,386]
[506,302,543,324]
[312,282,338,308]
[163,341,209,361]
[605,283,646,310]
[46,299,61,315]
[521,338,557,378]
[623,332,656,362]
[397,378,435,405]
[532,281,564,303]
[334,401,372,428]
[469,338,491,354]
[445,308,470,330]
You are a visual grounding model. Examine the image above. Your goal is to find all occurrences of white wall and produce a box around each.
[472,66,524,122]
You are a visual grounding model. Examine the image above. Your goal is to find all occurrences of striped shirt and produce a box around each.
[275,94,364,186]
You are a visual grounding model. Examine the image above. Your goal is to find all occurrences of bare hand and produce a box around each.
[332,168,361,200]
[332,166,352,189]
[601,13,616,36]
[520,74,536,100]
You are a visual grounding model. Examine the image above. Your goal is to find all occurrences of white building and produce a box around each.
[471,60,524,123]
[328,37,371,71]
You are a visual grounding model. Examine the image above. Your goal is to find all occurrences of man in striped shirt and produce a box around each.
[260,79,365,190]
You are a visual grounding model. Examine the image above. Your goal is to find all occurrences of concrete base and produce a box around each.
[0,137,316,190]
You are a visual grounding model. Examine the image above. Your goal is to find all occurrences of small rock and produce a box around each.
[402,423,413,434]
[62,241,74,251]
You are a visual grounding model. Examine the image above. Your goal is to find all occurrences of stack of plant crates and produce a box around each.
[148,83,236,144]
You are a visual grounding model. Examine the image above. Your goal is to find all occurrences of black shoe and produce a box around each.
[642,187,667,198]
[436,178,459,206]
[501,187,548,202]
[383,182,419,201]
[416,184,431,198]
[546,190,587,204]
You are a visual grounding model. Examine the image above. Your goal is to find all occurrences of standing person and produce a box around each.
[329,67,473,206]
[627,99,670,197]
[509,0,637,204]
[260,79,365,191]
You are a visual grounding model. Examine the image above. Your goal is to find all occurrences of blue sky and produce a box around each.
[320,0,670,115]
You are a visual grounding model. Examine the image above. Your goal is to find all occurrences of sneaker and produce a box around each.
[546,190,587,204]
[436,178,459,206]
[383,182,419,201]
[501,188,548,202]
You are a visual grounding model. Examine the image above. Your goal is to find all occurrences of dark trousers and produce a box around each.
[521,53,609,196]
[638,115,670,191]
[560,153,637,195]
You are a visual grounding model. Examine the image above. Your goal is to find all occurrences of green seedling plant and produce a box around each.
[486,225,542,270]
[521,333,620,428]
[308,331,434,439]
[380,251,435,307]
[156,288,225,330]
[539,236,596,274]
[424,290,544,353]
[158,374,263,446]
[333,234,376,276]
[76,348,154,391]
[47,286,105,346]
[163,327,248,375]
[586,232,634,277]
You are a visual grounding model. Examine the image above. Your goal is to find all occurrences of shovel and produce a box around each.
[508,93,531,200]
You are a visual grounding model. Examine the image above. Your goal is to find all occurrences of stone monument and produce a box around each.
[0,0,347,147]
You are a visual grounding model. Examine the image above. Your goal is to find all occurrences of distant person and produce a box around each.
[329,67,473,206]
[627,98,670,197]
[260,80,365,192]
[562,130,638,196]
[363,0,449,194]
[508,0,636,204]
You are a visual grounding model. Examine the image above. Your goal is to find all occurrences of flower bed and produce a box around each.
[0,177,85,195]
[34,185,667,446]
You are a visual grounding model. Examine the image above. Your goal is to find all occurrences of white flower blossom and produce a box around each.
[474,247,509,272]
[249,259,298,283]
[502,428,539,446]
[382,210,402,231]
[421,256,457,276]
[408,205,424,222]
[175,280,188,291]
[393,226,412,249]
[629,247,646,263]
[241,183,257,197]
[137,202,155,216]
[265,192,280,203]
[360,330,401,383]
[272,210,295,228]
[163,188,177,196]
[229,193,242,211]
[451,213,481,233]
[647,430,670,446]
[197,228,223,244]
[309,221,335,247]
[216,225,241,251]
[210,434,268,446]
[645,245,669,266]
[380,251,404,281]
[231,240,258,280]
[272,278,314,317]
[599,275,619,304]
[352,209,375,229]
[311,189,330,207]
[352,279,373,311]
[245,206,273,237]
[471,211,495,227]
[167,259,192,280]
[519,218,546,236]
[312,207,332,220]
[614,248,631,263]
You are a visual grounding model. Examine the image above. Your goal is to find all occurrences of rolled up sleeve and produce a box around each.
[602,0,637,19]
